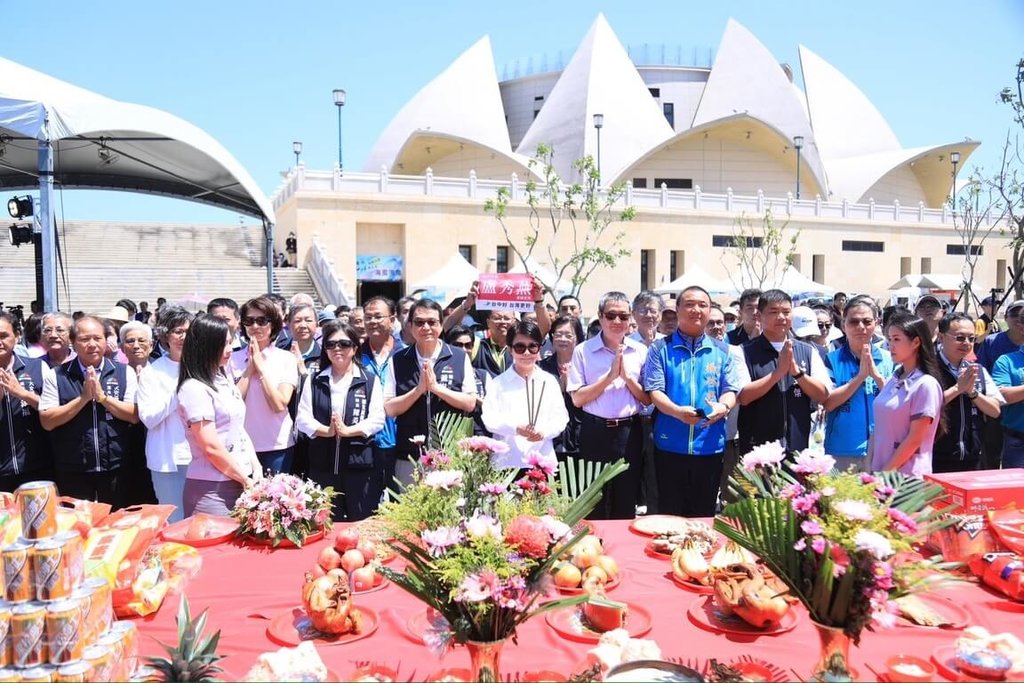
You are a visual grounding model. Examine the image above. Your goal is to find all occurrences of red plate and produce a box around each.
[628,514,691,537]
[553,573,621,595]
[159,514,238,547]
[931,646,963,681]
[687,596,798,636]
[723,657,790,683]
[349,664,399,681]
[247,527,326,548]
[896,594,970,630]
[668,571,714,595]
[521,671,568,682]
[544,602,652,643]
[425,668,473,682]
[266,605,379,646]
[354,576,391,594]
[406,607,448,644]
[644,536,722,560]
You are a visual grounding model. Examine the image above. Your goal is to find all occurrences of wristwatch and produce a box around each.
[97,392,109,405]
[793,370,806,380]
[968,390,979,399]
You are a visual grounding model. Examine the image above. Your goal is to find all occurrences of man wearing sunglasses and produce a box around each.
[976,299,1024,468]
[384,299,477,485]
[934,314,1003,473]
[566,291,649,519]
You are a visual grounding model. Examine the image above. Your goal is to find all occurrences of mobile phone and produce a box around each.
[693,408,706,418]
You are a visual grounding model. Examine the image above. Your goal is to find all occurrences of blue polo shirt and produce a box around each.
[642,331,738,455]
[824,341,894,457]
[992,349,1024,432]
[359,338,406,449]
[976,331,1021,372]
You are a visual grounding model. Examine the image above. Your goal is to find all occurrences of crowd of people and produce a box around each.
[2,279,1022,523]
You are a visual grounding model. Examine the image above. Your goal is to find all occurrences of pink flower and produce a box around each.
[794,538,807,551]
[526,451,558,476]
[478,482,506,495]
[423,470,464,491]
[740,441,786,471]
[859,473,877,485]
[887,508,918,535]
[801,520,823,535]
[792,492,821,515]
[504,515,551,559]
[792,450,835,475]
[811,538,826,554]
[829,545,850,577]
[421,526,464,556]
[540,515,571,543]
[834,499,874,522]
[873,562,895,590]
[458,436,510,454]
[779,483,805,500]
[456,572,497,602]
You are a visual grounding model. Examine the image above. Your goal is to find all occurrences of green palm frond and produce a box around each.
[431,412,474,452]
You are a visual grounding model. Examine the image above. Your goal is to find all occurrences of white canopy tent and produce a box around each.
[508,256,573,297]
[655,265,737,297]
[409,253,480,294]
[716,265,834,299]
[0,57,275,308]
[889,273,965,291]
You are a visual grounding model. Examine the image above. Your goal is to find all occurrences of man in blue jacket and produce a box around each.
[643,286,739,517]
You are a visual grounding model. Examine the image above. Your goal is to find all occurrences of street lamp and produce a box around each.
[950,150,961,210]
[593,113,604,181]
[292,141,303,167]
[333,88,346,173]
[793,135,804,199]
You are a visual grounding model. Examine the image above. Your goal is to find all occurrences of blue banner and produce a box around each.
[356,254,403,281]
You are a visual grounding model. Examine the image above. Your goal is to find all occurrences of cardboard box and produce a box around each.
[924,468,1024,514]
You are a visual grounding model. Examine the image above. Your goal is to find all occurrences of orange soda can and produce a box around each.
[2,542,33,604]
[15,483,57,541]
[0,602,10,668]
[75,578,111,642]
[110,620,137,675]
[31,539,73,603]
[50,535,82,592]
[80,644,111,682]
[10,602,46,669]
[44,600,81,666]
[51,661,88,683]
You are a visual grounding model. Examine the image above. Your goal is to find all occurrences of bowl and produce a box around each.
[885,654,937,682]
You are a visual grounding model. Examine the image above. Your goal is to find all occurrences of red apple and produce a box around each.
[318,546,343,572]
[356,538,377,563]
[333,528,360,553]
[351,565,376,591]
[309,563,327,578]
[340,548,366,572]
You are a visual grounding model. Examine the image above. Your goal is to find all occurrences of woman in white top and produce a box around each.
[482,320,569,469]
[136,307,193,521]
[233,296,299,475]
[178,315,262,517]
[296,321,385,521]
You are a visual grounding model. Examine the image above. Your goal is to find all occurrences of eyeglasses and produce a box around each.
[324,339,356,350]
[364,314,391,323]
[169,327,188,338]
[551,332,576,340]
[846,318,875,327]
[42,327,68,335]
[635,307,661,316]
[949,334,977,344]
[411,318,440,328]
[449,341,474,349]
[511,342,541,355]
[602,312,631,322]
[242,316,271,327]
[123,337,150,346]
[817,322,832,330]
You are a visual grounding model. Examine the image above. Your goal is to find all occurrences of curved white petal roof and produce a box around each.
[693,19,827,194]
[515,14,674,181]
[363,37,514,174]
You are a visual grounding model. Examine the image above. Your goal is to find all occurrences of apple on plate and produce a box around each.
[333,528,361,553]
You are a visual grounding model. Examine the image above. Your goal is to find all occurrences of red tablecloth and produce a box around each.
[133,521,1024,681]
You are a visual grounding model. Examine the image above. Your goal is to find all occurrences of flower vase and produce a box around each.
[465,637,507,683]
[811,621,856,682]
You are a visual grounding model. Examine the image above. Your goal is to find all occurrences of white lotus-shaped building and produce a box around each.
[366,15,976,208]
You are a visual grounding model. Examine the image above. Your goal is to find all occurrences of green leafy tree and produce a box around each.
[721,207,800,292]
[484,143,635,301]
[992,58,1024,298]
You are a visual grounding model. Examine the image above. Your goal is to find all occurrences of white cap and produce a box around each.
[791,306,820,338]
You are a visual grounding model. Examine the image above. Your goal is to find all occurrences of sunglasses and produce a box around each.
[242,316,271,327]
[411,318,440,328]
[846,317,875,327]
[324,339,356,350]
[449,341,474,349]
[949,334,977,344]
[511,342,541,355]
[602,312,631,322]
[818,322,832,330]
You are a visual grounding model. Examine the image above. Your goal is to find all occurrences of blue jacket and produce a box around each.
[642,332,738,455]
[824,342,893,457]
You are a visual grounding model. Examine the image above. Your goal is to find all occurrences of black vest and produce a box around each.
[0,355,49,477]
[933,359,983,465]
[473,337,512,378]
[392,343,468,453]
[49,359,132,472]
[306,367,374,475]
[738,335,815,454]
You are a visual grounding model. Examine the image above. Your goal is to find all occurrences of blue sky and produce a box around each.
[5,0,1023,223]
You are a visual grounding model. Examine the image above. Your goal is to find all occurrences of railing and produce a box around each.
[272,166,996,228]
[305,234,355,307]
[499,43,714,81]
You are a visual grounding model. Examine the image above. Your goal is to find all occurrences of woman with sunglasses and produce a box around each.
[481,320,568,469]
[296,321,385,520]
[177,315,262,516]
[538,315,585,464]
[233,296,299,475]
[870,313,945,476]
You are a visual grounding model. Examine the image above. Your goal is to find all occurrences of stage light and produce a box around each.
[8,223,33,247]
[7,195,33,219]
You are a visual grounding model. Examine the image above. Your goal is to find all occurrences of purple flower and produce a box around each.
[794,538,807,551]
[791,492,821,515]
[887,508,918,535]
[791,450,835,475]
[811,538,826,554]
[421,526,464,557]
[801,519,823,535]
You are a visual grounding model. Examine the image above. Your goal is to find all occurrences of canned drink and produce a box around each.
[109,620,137,675]
[10,603,46,669]
[15,483,57,541]
[2,542,33,604]
[31,539,73,603]
[14,666,50,683]
[44,600,81,666]
[50,536,81,592]
[80,644,111,682]
[94,630,125,682]
[0,602,10,668]
[52,661,88,683]
[74,579,111,643]
[0,667,19,682]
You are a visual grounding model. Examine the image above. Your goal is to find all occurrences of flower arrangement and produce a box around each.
[714,442,953,647]
[230,473,334,547]
[377,430,626,654]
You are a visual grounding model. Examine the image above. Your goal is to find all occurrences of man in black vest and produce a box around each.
[384,299,477,485]
[738,289,831,455]
[39,315,139,506]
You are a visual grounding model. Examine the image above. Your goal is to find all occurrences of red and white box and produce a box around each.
[924,468,1024,515]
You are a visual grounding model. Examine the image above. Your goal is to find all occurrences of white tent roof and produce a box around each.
[508,256,572,296]
[723,265,833,297]
[410,253,480,292]
[889,273,965,291]
[655,265,737,297]
[0,57,273,220]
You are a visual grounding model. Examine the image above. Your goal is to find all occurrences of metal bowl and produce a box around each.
[603,660,705,682]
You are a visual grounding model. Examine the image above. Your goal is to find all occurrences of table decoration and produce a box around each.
[714,441,955,681]
[230,473,333,548]
[376,422,627,682]
[159,514,238,547]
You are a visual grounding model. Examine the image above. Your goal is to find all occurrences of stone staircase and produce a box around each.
[273,268,323,309]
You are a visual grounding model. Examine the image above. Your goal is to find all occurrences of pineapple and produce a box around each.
[146,596,224,682]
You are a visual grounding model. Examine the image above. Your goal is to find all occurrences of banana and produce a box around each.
[709,540,751,569]
[672,540,709,582]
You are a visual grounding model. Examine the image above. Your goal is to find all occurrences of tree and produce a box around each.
[950,171,1004,312]
[483,143,635,301]
[720,207,800,292]
[990,58,1024,299]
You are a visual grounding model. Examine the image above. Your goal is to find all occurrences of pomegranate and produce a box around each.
[341,548,366,572]
[334,528,360,553]
[318,546,343,571]
[302,569,362,634]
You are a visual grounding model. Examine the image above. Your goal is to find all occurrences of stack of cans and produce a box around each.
[0,481,137,682]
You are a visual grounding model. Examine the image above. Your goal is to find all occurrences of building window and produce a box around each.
[654,177,692,189]
[670,250,684,281]
[663,102,674,128]
[946,244,983,256]
[813,255,825,285]
[649,87,661,98]
[900,257,912,277]
[841,240,884,252]
[640,249,654,291]
[496,246,509,273]
[533,109,540,120]
[632,178,648,189]
[713,235,763,248]
[534,95,544,101]
[458,244,475,265]
[921,257,932,274]
[998,259,1008,290]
